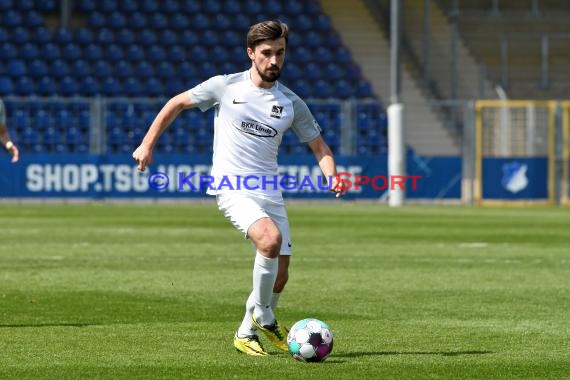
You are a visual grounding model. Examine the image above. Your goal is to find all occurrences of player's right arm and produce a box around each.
[132,92,194,172]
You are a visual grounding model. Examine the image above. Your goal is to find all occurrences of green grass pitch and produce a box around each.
[0,203,568,379]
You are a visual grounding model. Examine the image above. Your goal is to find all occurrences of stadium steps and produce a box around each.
[319,0,460,156]
[453,14,570,99]
[402,0,497,100]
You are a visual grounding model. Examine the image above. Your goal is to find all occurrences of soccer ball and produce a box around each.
[287,318,333,362]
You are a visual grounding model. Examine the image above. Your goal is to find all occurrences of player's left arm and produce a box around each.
[307,135,345,197]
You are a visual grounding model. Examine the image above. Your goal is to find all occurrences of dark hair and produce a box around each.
[247,20,289,50]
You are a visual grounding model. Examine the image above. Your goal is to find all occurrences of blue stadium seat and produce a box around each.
[105,44,124,62]
[41,43,61,61]
[80,76,100,96]
[101,77,122,96]
[28,59,47,77]
[156,61,175,79]
[292,79,311,98]
[2,10,22,27]
[128,12,147,29]
[304,31,323,48]
[19,42,39,60]
[115,60,133,79]
[6,59,27,77]
[37,76,57,95]
[170,45,186,63]
[335,80,355,99]
[0,42,18,60]
[144,77,164,97]
[138,29,157,46]
[11,26,30,44]
[59,76,79,96]
[212,13,231,30]
[125,44,145,61]
[135,61,154,78]
[75,0,96,12]
[100,0,117,13]
[71,59,91,77]
[88,12,106,28]
[314,14,332,31]
[74,28,93,45]
[119,0,137,13]
[0,77,14,95]
[159,29,178,46]
[116,28,135,45]
[160,0,178,13]
[179,30,199,47]
[124,77,143,97]
[32,26,50,44]
[203,0,221,14]
[314,46,333,62]
[190,45,208,62]
[96,28,114,44]
[50,59,70,78]
[171,13,190,30]
[107,11,127,29]
[84,43,103,61]
[355,80,374,98]
[15,76,35,96]
[178,61,197,80]
[52,27,73,44]
[314,80,333,98]
[202,30,220,46]
[92,60,112,78]
[180,0,200,13]
[33,109,51,130]
[0,0,12,11]
[34,0,56,11]
[62,43,82,61]
[335,46,353,63]
[12,110,30,129]
[303,63,321,80]
[192,13,210,29]
[0,28,7,44]
[210,45,229,64]
[54,109,74,128]
[324,62,343,80]
[233,13,251,30]
[147,45,166,63]
[66,127,85,145]
[139,0,159,13]
[242,0,262,15]
[150,13,168,29]
[165,78,185,95]
[293,14,312,31]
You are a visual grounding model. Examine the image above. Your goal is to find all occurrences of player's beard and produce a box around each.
[255,63,281,83]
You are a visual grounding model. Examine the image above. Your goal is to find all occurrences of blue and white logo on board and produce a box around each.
[501,162,528,194]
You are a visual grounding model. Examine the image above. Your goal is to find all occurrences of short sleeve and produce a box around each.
[187,75,227,112]
[290,98,321,143]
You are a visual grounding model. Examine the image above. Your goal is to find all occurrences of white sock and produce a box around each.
[237,292,283,337]
[237,291,256,337]
[271,292,281,309]
[252,252,277,326]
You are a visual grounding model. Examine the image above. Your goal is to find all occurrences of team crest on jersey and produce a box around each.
[233,119,278,137]
[270,105,284,119]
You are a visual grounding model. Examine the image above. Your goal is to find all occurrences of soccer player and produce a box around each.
[0,98,20,163]
[133,20,346,356]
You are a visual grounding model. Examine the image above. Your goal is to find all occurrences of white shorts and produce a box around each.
[216,193,292,255]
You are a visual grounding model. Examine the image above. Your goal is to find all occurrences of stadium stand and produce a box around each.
[1,0,387,156]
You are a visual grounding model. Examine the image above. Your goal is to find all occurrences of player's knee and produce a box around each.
[256,232,282,258]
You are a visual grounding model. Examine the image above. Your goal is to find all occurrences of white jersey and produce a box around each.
[187,70,321,198]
